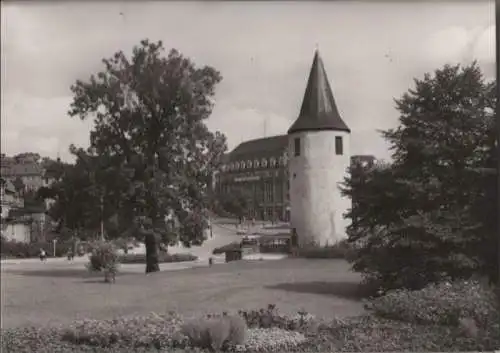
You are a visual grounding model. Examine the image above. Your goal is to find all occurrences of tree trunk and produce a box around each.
[144,229,160,273]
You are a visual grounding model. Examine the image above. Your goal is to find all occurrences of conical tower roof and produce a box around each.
[288,50,350,134]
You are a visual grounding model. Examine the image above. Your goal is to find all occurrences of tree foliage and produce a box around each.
[65,40,227,271]
[13,152,41,164]
[218,187,252,220]
[37,155,101,238]
[342,62,497,291]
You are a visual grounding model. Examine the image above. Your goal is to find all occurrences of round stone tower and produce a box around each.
[288,50,351,248]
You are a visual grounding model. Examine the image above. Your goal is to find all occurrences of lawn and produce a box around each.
[1,258,366,329]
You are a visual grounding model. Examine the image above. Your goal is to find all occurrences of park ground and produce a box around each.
[1,222,365,329]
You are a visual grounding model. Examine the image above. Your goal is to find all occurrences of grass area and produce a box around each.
[2,259,365,329]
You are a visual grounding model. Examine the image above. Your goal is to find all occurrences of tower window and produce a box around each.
[294,138,301,157]
[335,136,343,155]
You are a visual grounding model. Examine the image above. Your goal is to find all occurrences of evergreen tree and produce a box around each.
[343,62,497,291]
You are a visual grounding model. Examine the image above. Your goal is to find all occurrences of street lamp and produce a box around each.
[86,159,105,242]
[496,0,499,286]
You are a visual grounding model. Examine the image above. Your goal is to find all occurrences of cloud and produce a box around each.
[0,93,93,160]
[0,2,495,162]
[420,24,495,73]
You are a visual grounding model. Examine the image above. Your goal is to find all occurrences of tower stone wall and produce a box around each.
[289,130,350,246]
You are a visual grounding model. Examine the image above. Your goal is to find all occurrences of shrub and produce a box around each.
[86,241,120,281]
[234,328,306,352]
[365,279,500,328]
[111,238,130,254]
[60,313,184,348]
[119,252,197,264]
[181,314,247,350]
[293,241,351,259]
[318,313,500,352]
[0,237,70,258]
[238,305,318,333]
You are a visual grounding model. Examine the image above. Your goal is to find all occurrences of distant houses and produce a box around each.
[1,177,31,243]
[0,178,24,219]
[1,153,55,243]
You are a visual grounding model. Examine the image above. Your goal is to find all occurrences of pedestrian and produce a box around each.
[39,248,47,262]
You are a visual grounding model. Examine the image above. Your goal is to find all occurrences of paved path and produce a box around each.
[1,223,286,273]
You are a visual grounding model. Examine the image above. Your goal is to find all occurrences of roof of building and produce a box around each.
[288,50,350,134]
[229,135,288,160]
[1,162,43,177]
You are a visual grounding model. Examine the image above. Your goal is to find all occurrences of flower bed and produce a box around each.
[119,252,198,264]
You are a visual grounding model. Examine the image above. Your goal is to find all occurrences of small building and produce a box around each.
[2,219,32,243]
[225,248,243,263]
[1,178,24,219]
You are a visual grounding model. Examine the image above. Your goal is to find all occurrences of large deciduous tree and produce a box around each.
[342,62,497,292]
[68,40,227,273]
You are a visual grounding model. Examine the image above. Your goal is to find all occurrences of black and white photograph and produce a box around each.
[1,1,499,352]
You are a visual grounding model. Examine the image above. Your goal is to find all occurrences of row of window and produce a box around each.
[293,136,344,157]
[222,154,288,173]
[246,207,289,221]
[223,136,344,173]
[219,181,289,203]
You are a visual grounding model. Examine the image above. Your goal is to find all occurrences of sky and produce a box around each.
[1,1,496,162]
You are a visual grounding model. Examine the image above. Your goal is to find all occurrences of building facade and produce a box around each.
[2,220,32,243]
[1,155,45,192]
[0,178,24,219]
[215,135,291,221]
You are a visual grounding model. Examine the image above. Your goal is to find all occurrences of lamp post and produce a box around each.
[52,239,57,257]
[100,193,104,241]
[89,168,105,241]
[496,0,499,286]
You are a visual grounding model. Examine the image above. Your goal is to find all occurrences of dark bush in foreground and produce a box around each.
[119,252,198,264]
[182,314,247,350]
[318,314,500,352]
[365,279,500,328]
